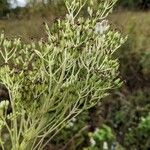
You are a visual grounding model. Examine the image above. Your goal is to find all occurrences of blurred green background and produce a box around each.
[0,0,150,150]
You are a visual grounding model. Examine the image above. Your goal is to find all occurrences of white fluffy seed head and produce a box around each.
[95,20,110,34]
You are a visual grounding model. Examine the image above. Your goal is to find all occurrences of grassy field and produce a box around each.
[0,11,150,47]
[110,11,150,52]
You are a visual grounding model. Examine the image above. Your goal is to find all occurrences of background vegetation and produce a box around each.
[0,0,150,149]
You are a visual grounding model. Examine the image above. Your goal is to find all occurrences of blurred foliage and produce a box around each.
[96,11,150,150]
[0,0,150,19]
[0,0,10,17]
[117,0,150,10]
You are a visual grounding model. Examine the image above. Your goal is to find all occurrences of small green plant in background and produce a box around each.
[84,124,125,150]
[124,113,150,150]
[86,124,115,150]
[0,0,126,149]
[138,113,150,138]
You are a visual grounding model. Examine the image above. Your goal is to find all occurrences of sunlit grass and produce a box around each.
[0,10,150,51]
[110,11,150,52]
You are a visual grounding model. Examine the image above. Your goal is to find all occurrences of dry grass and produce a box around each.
[0,16,54,42]
[110,11,150,52]
[0,10,150,51]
